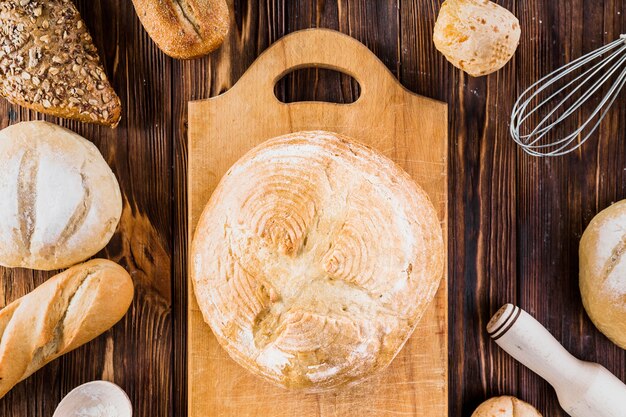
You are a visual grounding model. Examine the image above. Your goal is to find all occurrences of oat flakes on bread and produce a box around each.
[132,0,229,59]
[0,0,122,127]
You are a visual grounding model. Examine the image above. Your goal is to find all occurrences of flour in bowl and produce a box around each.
[74,404,121,417]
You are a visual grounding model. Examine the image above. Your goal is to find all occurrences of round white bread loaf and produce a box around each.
[433,0,521,77]
[472,396,542,417]
[580,200,626,350]
[0,121,122,270]
[191,131,445,391]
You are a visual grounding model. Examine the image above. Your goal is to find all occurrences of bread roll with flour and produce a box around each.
[472,396,542,417]
[0,121,122,270]
[191,131,444,391]
[580,200,626,350]
[0,259,133,399]
[433,0,521,77]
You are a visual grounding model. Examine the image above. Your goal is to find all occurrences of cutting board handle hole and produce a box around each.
[274,68,361,104]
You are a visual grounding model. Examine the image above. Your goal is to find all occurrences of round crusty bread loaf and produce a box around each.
[433,0,521,77]
[472,396,542,417]
[580,200,626,350]
[0,121,122,270]
[191,131,445,391]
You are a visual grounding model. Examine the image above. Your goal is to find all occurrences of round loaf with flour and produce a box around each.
[191,131,444,390]
[0,121,122,270]
[580,200,626,350]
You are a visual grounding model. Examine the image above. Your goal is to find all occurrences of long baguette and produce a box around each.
[0,259,134,398]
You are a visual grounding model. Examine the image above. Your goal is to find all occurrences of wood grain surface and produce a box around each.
[0,1,624,417]
[188,29,448,417]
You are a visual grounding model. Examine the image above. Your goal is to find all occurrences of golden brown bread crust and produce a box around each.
[0,0,122,127]
[0,259,134,399]
[580,200,626,350]
[191,131,445,391]
[433,0,521,77]
[132,0,229,59]
[472,396,542,417]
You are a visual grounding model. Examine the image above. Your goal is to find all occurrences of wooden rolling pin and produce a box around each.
[487,304,626,417]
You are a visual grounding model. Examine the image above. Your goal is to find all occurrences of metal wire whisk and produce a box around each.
[510,34,626,157]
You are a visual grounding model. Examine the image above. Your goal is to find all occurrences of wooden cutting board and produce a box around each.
[188,29,448,417]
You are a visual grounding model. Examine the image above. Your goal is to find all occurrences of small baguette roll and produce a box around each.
[472,396,542,417]
[0,259,134,399]
[132,0,229,59]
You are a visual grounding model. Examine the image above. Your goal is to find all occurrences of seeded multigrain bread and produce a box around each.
[0,0,122,127]
[131,0,229,59]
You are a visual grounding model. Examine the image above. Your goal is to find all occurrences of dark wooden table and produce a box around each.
[1,1,625,416]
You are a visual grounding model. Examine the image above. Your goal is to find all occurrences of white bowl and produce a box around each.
[53,381,132,417]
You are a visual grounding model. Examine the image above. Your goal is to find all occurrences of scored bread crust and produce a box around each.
[0,121,122,271]
[132,0,229,59]
[433,0,521,77]
[0,259,134,399]
[580,200,626,350]
[0,0,122,127]
[472,396,543,417]
[191,131,445,391]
